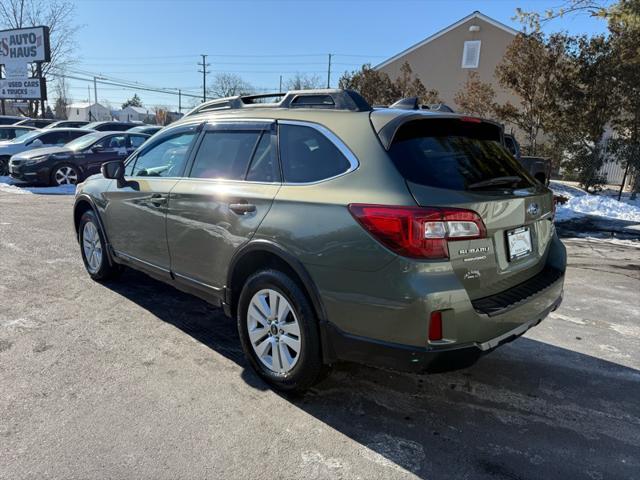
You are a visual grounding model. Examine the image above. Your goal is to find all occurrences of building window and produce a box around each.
[462,40,481,68]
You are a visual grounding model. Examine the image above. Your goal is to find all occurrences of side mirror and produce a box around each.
[101,160,125,186]
[92,144,105,152]
[27,138,43,147]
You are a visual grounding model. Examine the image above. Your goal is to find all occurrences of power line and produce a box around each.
[49,69,202,100]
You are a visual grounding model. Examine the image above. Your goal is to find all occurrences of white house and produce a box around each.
[66,102,111,122]
[117,106,156,123]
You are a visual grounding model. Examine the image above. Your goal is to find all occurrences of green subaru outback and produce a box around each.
[73,89,565,391]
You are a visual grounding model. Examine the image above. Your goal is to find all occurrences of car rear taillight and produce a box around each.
[348,204,486,259]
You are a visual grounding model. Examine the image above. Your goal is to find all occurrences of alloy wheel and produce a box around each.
[54,166,79,185]
[82,221,102,273]
[247,289,302,374]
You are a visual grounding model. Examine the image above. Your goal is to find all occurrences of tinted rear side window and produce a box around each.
[190,130,261,180]
[279,124,351,183]
[388,119,534,191]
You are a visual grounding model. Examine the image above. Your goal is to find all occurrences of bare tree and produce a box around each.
[208,73,254,99]
[0,0,79,115]
[52,74,69,119]
[285,73,322,91]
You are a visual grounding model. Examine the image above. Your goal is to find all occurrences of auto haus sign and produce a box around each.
[0,26,50,101]
[0,26,51,71]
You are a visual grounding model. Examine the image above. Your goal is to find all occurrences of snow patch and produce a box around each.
[556,195,640,222]
[0,176,76,195]
[550,181,640,223]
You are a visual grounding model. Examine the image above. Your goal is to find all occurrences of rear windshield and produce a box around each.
[388,119,534,191]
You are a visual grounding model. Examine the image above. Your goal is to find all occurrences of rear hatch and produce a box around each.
[383,116,554,300]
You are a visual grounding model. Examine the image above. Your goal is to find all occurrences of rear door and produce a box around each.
[166,121,280,294]
[104,125,200,274]
[386,117,554,299]
[84,134,128,176]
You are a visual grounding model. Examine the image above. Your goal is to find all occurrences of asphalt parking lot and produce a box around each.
[1,190,639,480]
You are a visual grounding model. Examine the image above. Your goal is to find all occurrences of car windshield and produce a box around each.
[65,132,102,150]
[10,130,41,143]
[388,119,535,191]
[84,122,103,129]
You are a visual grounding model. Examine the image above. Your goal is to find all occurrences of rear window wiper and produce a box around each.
[468,176,522,190]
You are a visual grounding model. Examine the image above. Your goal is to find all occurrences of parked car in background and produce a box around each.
[73,89,565,392]
[0,115,25,125]
[503,134,551,185]
[0,128,93,176]
[15,118,56,128]
[85,121,139,132]
[43,120,90,129]
[9,131,149,186]
[0,125,36,141]
[128,125,162,136]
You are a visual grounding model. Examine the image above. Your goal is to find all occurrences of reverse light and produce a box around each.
[348,204,486,259]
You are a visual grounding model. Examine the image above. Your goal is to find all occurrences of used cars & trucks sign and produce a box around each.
[0,78,47,100]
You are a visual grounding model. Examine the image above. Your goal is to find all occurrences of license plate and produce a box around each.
[507,226,532,260]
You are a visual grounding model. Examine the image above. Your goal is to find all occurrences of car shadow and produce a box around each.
[103,268,640,479]
[556,215,640,240]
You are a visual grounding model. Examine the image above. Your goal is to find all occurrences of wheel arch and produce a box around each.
[227,240,334,363]
[226,240,328,325]
[73,194,115,266]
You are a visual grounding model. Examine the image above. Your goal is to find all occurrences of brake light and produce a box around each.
[460,116,482,123]
[348,204,486,259]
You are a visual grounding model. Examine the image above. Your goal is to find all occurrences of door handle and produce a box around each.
[229,202,256,214]
[149,193,167,207]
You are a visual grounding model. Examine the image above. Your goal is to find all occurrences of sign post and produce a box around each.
[0,26,51,117]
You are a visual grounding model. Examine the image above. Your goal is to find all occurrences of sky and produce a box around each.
[59,0,611,112]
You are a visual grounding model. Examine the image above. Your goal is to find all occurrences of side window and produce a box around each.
[130,131,196,177]
[246,132,279,182]
[39,131,68,145]
[67,131,88,142]
[189,130,261,180]
[129,135,146,149]
[103,135,127,149]
[279,124,351,183]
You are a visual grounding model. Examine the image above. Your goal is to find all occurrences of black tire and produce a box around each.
[50,163,81,186]
[237,269,325,392]
[78,210,121,281]
[0,156,9,176]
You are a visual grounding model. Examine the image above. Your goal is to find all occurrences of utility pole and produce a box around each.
[93,76,98,105]
[279,75,283,93]
[198,54,210,103]
[178,89,182,113]
[327,53,332,88]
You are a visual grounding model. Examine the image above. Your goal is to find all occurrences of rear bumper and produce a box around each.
[323,291,562,373]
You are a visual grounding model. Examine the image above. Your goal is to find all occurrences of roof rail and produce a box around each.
[387,97,455,113]
[184,89,372,117]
